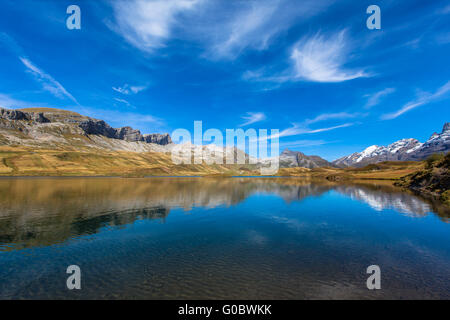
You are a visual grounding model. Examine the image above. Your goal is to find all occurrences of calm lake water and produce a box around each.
[0,177,449,299]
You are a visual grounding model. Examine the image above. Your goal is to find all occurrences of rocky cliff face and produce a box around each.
[0,108,50,124]
[0,107,172,150]
[74,118,172,144]
[333,123,450,167]
[144,133,172,145]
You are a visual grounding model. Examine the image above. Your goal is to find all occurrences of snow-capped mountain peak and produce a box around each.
[332,123,449,167]
[356,145,382,163]
[387,138,423,154]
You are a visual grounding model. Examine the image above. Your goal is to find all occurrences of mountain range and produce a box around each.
[277,123,449,168]
[332,123,450,167]
[0,107,448,169]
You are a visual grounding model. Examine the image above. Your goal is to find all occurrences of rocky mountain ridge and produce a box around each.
[0,107,172,150]
[333,123,450,167]
[78,118,172,145]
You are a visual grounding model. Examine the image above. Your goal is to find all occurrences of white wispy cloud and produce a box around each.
[254,110,357,143]
[381,81,450,120]
[19,57,79,105]
[241,68,291,84]
[1,34,78,105]
[304,112,363,125]
[239,112,267,127]
[364,88,396,109]
[209,1,280,59]
[254,121,354,145]
[0,32,24,56]
[112,87,127,94]
[243,30,369,84]
[205,0,331,60]
[113,84,148,95]
[113,98,135,109]
[280,139,330,148]
[204,0,332,60]
[108,0,331,59]
[130,85,148,94]
[279,122,354,137]
[109,0,200,52]
[290,30,368,82]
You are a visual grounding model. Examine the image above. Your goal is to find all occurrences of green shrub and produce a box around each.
[425,153,445,169]
[440,152,450,168]
[441,190,450,206]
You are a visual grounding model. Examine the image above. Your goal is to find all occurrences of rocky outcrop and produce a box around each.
[0,108,50,133]
[78,120,146,142]
[144,133,172,145]
[0,108,49,123]
[78,119,117,138]
[116,127,144,142]
[30,112,50,123]
[77,121,172,145]
[0,108,28,121]
[395,153,450,206]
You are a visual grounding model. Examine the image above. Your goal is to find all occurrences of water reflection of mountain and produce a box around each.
[0,178,447,250]
[333,184,433,216]
[233,179,448,219]
[0,206,170,251]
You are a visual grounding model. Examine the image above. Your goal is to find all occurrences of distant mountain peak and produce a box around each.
[443,123,450,133]
[281,148,305,156]
[430,132,439,140]
[279,148,334,169]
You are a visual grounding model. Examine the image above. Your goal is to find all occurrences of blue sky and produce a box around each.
[0,0,449,160]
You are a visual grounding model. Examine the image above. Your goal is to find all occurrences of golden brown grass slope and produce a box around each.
[0,146,257,177]
[279,161,424,180]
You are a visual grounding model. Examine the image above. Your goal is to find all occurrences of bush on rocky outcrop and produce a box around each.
[396,153,450,204]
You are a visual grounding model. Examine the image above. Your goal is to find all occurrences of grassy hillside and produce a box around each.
[279,161,424,180]
[0,146,256,177]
